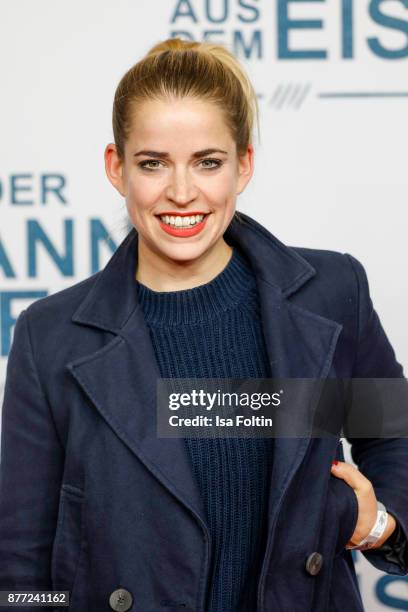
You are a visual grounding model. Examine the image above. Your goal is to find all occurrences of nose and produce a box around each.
[165,166,197,205]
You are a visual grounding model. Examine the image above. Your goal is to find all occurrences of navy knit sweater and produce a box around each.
[135,246,274,612]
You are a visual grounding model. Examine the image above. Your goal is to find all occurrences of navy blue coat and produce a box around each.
[0,211,407,611]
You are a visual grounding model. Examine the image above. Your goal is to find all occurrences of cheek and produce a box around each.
[126,177,161,209]
[203,173,236,204]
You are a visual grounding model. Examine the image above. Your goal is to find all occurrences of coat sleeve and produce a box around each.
[0,307,64,604]
[344,253,408,576]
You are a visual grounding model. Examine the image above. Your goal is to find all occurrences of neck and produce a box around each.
[135,237,233,292]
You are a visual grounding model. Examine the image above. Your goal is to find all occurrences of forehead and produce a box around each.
[127,97,233,146]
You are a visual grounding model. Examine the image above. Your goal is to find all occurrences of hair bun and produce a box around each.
[146,37,199,57]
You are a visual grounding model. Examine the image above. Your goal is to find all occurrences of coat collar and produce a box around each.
[67,212,342,538]
[71,211,316,333]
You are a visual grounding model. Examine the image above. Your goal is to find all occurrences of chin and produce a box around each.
[160,245,208,263]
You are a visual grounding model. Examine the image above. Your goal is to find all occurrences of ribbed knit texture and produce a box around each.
[135,246,274,612]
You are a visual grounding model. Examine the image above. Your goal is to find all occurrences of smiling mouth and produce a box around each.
[156,212,210,228]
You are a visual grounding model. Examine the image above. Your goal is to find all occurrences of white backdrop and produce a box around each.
[0,1,407,608]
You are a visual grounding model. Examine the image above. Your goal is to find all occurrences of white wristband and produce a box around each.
[349,501,388,550]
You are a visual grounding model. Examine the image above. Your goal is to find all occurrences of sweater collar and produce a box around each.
[135,246,257,326]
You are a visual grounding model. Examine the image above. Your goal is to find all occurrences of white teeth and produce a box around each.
[159,214,205,227]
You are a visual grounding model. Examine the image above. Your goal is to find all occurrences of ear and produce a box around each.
[236,144,254,195]
[104,143,126,196]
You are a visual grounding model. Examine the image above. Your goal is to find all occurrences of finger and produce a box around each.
[330,460,372,494]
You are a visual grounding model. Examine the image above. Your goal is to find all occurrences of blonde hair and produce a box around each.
[112,37,260,162]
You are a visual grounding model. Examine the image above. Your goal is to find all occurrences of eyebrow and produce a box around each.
[133,148,228,159]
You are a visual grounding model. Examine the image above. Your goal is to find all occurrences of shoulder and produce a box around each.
[285,246,372,328]
[26,272,101,325]
[291,246,368,297]
[16,273,104,373]
[293,246,365,279]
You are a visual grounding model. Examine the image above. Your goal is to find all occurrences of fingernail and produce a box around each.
[332,460,339,466]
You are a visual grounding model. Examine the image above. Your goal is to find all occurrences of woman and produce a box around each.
[0,38,407,612]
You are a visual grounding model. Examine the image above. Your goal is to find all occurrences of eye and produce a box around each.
[138,160,162,171]
[200,158,223,170]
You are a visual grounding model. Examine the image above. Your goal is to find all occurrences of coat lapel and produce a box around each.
[224,213,343,525]
[67,212,343,530]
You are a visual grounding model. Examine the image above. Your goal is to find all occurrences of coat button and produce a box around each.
[305,552,324,575]
[109,588,133,611]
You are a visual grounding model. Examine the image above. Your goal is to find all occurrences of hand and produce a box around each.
[330,460,396,549]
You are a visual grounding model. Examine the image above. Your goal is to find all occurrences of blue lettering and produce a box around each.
[368,0,408,59]
[203,29,225,42]
[41,174,67,205]
[205,0,228,23]
[234,30,262,58]
[0,237,15,278]
[342,0,354,58]
[28,219,74,277]
[376,575,408,609]
[171,0,198,23]
[11,174,33,205]
[278,0,327,59]
[238,0,260,23]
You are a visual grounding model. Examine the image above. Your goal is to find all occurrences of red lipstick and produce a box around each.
[156,212,210,238]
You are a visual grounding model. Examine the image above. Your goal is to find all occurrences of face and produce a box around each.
[105,97,253,265]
